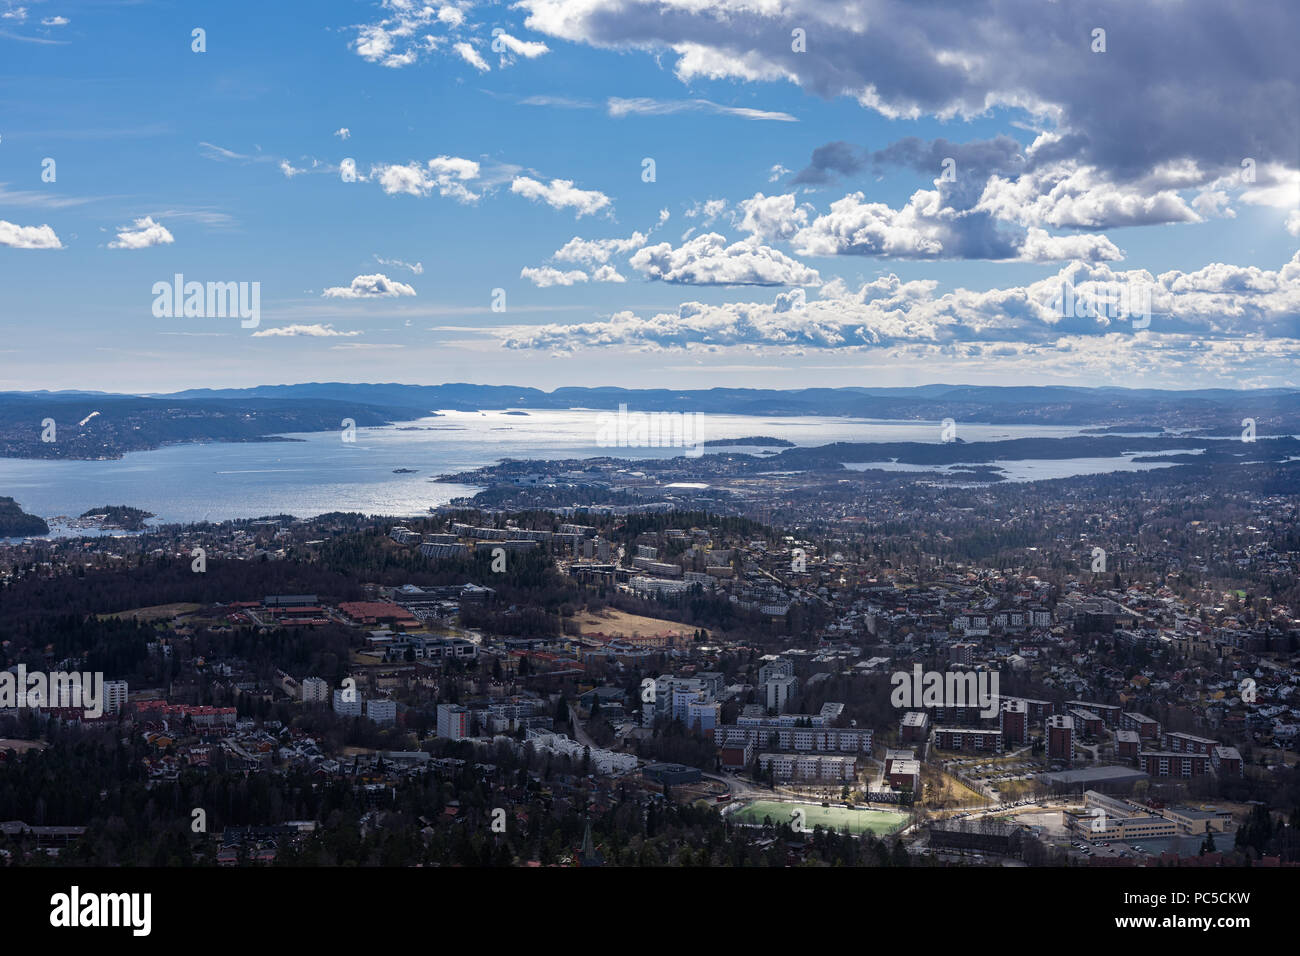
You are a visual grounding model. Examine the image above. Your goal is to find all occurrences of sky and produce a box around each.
[1,0,1298,394]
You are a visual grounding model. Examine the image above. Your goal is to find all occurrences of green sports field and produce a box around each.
[731,800,908,835]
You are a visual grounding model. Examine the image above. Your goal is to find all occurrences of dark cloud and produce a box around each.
[520,0,1300,183]
[791,141,868,185]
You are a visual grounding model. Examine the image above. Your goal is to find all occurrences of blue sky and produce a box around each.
[2,0,1298,393]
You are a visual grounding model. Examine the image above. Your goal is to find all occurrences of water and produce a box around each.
[0,409,1093,526]
[843,452,1198,482]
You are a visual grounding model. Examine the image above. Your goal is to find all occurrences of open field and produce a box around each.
[0,739,47,753]
[101,602,202,622]
[574,607,692,639]
[919,764,990,809]
[732,800,907,835]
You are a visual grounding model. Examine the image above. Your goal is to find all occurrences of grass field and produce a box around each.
[732,800,907,835]
[573,607,692,639]
[100,602,202,622]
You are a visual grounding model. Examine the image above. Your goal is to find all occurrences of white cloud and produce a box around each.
[510,176,610,217]
[607,97,796,122]
[789,188,1121,262]
[0,219,62,249]
[333,128,351,140]
[554,232,647,265]
[280,160,306,178]
[977,162,1202,229]
[375,156,481,201]
[498,251,1300,352]
[493,31,549,59]
[41,16,68,26]
[630,233,821,286]
[352,2,551,70]
[736,192,809,242]
[791,190,949,258]
[521,266,589,287]
[321,273,417,298]
[374,255,424,274]
[454,41,490,72]
[684,199,728,225]
[1017,228,1122,264]
[252,324,362,338]
[107,216,174,250]
[1239,164,1300,210]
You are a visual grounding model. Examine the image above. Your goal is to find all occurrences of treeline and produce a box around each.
[0,555,366,630]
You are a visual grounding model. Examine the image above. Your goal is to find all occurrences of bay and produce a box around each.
[0,409,1089,526]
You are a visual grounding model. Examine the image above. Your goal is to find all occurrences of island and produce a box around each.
[702,436,796,448]
[79,505,156,531]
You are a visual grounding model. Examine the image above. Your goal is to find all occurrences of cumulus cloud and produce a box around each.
[497,251,1300,352]
[521,266,589,287]
[629,233,821,286]
[554,232,646,265]
[0,219,62,249]
[1018,228,1122,264]
[321,273,417,298]
[790,188,1121,262]
[252,324,362,338]
[977,161,1202,229]
[510,176,610,217]
[334,128,351,140]
[374,156,481,201]
[736,192,810,242]
[107,216,174,250]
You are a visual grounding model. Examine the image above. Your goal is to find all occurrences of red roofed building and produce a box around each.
[338,601,420,629]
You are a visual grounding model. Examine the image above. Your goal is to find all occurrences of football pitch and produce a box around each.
[731,800,908,835]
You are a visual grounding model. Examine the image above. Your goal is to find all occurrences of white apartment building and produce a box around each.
[764,675,798,712]
[103,679,129,715]
[437,703,471,740]
[301,677,330,704]
[332,688,362,718]
[366,698,397,726]
[758,752,857,782]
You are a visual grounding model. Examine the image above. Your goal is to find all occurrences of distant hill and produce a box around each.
[0,394,427,460]
[160,381,1300,426]
[1,383,1297,459]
